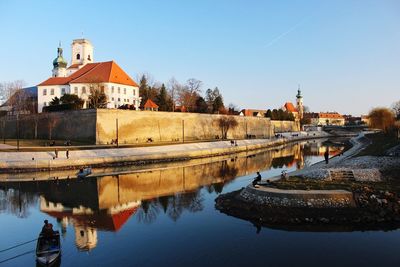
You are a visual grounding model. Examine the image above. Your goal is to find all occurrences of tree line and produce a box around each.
[136,74,231,114]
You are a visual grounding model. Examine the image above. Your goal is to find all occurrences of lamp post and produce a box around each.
[116,118,119,147]
[16,113,20,151]
[182,119,185,143]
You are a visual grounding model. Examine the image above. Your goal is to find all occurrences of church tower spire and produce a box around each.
[52,43,67,77]
[296,84,304,120]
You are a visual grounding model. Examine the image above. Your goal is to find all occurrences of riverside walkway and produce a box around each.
[0,131,331,173]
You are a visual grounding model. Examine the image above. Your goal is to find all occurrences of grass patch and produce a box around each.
[357,132,400,156]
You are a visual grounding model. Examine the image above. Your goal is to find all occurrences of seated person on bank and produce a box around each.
[252,172,262,187]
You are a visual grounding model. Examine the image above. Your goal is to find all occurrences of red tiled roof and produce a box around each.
[240,109,267,116]
[144,99,159,109]
[38,61,138,87]
[43,206,138,232]
[318,112,344,119]
[284,102,298,113]
[67,63,82,69]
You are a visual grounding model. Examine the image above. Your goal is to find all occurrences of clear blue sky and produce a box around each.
[0,0,399,116]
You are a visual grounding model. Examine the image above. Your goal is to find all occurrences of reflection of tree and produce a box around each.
[219,160,239,179]
[0,188,38,218]
[211,182,225,194]
[137,190,205,223]
[271,155,295,168]
[136,199,160,224]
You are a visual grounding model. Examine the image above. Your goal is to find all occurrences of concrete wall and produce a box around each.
[96,110,274,144]
[1,109,96,142]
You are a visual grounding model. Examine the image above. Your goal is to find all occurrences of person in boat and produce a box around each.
[41,220,49,233]
[41,220,55,238]
[252,172,262,187]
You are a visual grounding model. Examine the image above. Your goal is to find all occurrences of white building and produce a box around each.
[37,39,141,113]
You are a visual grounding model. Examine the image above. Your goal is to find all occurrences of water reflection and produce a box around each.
[0,139,344,252]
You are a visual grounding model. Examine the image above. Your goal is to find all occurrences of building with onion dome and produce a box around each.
[37,38,141,113]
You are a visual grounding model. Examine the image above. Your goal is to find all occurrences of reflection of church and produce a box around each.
[39,195,140,251]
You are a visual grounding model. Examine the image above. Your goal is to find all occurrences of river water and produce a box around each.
[0,139,399,267]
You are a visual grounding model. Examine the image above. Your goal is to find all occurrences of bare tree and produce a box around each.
[368,107,395,133]
[392,100,400,120]
[0,80,27,115]
[45,113,58,140]
[218,116,238,139]
[88,85,108,108]
[168,77,181,112]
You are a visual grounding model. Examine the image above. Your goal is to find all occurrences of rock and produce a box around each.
[319,217,330,223]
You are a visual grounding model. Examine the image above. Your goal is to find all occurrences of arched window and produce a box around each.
[76,53,80,60]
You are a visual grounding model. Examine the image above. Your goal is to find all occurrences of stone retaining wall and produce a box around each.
[1,110,303,144]
[96,110,276,144]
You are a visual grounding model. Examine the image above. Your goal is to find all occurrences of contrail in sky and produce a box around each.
[264,17,310,48]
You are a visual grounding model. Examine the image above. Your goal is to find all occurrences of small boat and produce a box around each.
[36,231,61,266]
[77,167,92,179]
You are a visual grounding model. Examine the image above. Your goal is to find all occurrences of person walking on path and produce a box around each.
[252,171,262,187]
[66,149,69,159]
[324,147,329,164]
[55,148,58,159]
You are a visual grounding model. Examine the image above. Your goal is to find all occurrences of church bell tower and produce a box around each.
[71,39,94,66]
[296,85,304,120]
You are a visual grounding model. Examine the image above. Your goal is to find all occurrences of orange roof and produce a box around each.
[38,61,138,87]
[318,112,344,119]
[284,102,298,113]
[144,99,159,109]
[67,63,82,69]
[240,109,267,116]
[44,206,138,232]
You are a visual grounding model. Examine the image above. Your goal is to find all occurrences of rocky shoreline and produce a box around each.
[215,186,400,231]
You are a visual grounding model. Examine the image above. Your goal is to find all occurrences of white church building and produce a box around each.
[37,39,141,113]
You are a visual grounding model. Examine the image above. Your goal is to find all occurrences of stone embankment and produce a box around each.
[241,186,355,208]
[0,131,330,173]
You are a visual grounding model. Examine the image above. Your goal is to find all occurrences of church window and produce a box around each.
[74,87,78,94]
[112,97,114,101]
[133,89,135,96]
[111,86,114,93]
[118,87,120,93]
[43,89,47,96]
[61,88,66,95]
[87,54,91,61]
[76,53,80,60]
[118,98,120,102]
[50,88,54,95]
[82,86,86,94]
[124,88,126,94]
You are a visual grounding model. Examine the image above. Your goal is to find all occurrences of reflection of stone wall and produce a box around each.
[96,148,287,207]
[96,110,273,144]
[1,109,96,142]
